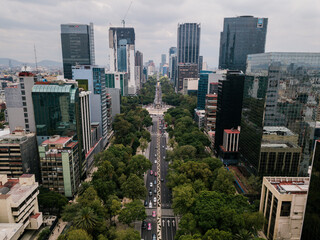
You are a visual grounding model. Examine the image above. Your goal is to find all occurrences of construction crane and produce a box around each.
[121,0,133,27]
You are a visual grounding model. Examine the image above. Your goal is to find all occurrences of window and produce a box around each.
[24,113,28,118]
[21,90,25,95]
[25,124,29,129]
[24,119,28,123]
[23,108,27,113]
[22,102,26,106]
[280,201,291,216]
[22,96,26,101]
[20,83,25,89]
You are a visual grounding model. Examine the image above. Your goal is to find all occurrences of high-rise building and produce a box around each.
[5,71,37,133]
[302,140,320,239]
[0,174,43,234]
[72,65,109,148]
[135,51,144,85]
[109,27,136,94]
[32,81,81,143]
[105,72,128,96]
[239,52,320,176]
[0,131,40,182]
[197,71,215,110]
[260,176,309,240]
[106,88,121,120]
[214,71,244,153]
[176,63,198,92]
[177,23,201,65]
[218,16,268,72]
[160,54,166,75]
[39,136,80,197]
[61,23,95,79]
[199,56,203,72]
[169,47,177,81]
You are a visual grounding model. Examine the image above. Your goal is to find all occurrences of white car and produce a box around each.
[155,160,157,164]
[150,182,153,188]
[149,201,152,208]
[153,197,157,203]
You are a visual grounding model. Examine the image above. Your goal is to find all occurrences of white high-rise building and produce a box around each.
[109,27,137,95]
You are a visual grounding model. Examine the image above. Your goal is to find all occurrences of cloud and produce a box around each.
[1,0,319,69]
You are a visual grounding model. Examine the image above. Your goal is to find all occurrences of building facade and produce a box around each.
[5,71,37,133]
[0,131,40,182]
[205,94,217,132]
[0,174,43,233]
[239,52,320,176]
[61,23,95,79]
[260,176,309,240]
[215,71,245,153]
[109,27,136,94]
[72,65,109,148]
[105,72,128,96]
[106,88,121,120]
[39,136,80,198]
[176,63,198,92]
[219,16,268,72]
[135,51,144,85]
[177,23,201,65]
[197,71,214,110]
[219,128,240,165]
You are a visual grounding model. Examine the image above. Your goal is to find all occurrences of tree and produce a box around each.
[127,155,152,177]
[121,174,146,200]
[67,229,93,240]
[178,213,197,235]
[212,167,236,194]
[114,228,140,240]
[139,138,148,153]
[38,227,51,240]
[234,229,254,240]
[118,200,146,225]
[172,184,196,214]
[203,229,233,240]
[109,198,121,225]
[73,207,100,233]
[38,188,68,216]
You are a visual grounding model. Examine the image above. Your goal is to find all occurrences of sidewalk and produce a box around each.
[49,219,68,240]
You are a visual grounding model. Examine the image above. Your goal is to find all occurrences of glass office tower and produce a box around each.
[61,23,95,79]
[177,23,201,65]
[219,16,267,72]
[239,52,320,176]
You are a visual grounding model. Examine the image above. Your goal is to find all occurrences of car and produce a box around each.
[144,200,148,206]
[154,188,157,194]
[163,156,166,159]
[149,201,152,208]
[152,211,156,217]
[162,145,165,148]
[147,223,152,230]
[154,179,157,185]
[155,154,157,157]
[149,190,152,196]
[150,182,153,188]
[150,170,153,175]
[154,171,157,176]
[142,221,147,229]
[152,233,156,240]
[161,178,164,182]
[155,146,158,149]
[154,160,157,164]
[153,197,157,203]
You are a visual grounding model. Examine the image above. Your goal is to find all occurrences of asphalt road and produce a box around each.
[142,83,176,240]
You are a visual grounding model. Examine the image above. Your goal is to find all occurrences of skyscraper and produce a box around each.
[169,47,177,81]
[199,56,203,72]
[177,23,201,65]
[109,27,136,94]
[135,51,144,85]
[160,54,166,75]
[214,71,245,153]
[239,52,320,176]
[61,23,95,79]
[218,16,268,72]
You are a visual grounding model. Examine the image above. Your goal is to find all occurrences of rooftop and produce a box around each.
[263,126,295,136]
[42,136,71,145]
[0,223,23,240]
[224,129,240,134]
[265,177,309,195]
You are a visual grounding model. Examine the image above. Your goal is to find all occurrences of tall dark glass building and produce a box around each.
[197,71,214,110]
[61,23,95,79]
[177,23,201,65]
[239,52,320,176]
[301,140,320,239]
[214,71,245,152]
[218,16,267,72]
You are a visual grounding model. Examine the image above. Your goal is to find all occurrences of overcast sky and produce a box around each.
[1,0,319,68]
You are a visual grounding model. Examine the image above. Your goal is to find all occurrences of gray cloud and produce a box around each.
[1,0,319,69]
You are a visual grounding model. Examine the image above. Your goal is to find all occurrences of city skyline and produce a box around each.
[1,0,319,69]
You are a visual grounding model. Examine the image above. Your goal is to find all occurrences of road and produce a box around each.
[141,81,176,240]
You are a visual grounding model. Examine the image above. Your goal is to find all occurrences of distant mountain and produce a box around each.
[0,58,62,68]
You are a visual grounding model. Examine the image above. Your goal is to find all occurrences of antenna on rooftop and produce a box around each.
[122,0,133,27]
[34,44,38,73]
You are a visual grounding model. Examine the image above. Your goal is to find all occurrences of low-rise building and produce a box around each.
[194,109,205,129]
[0,174,43,237]
[260,176,309,240]
[38,136,80,198]
[219,128,240,165]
